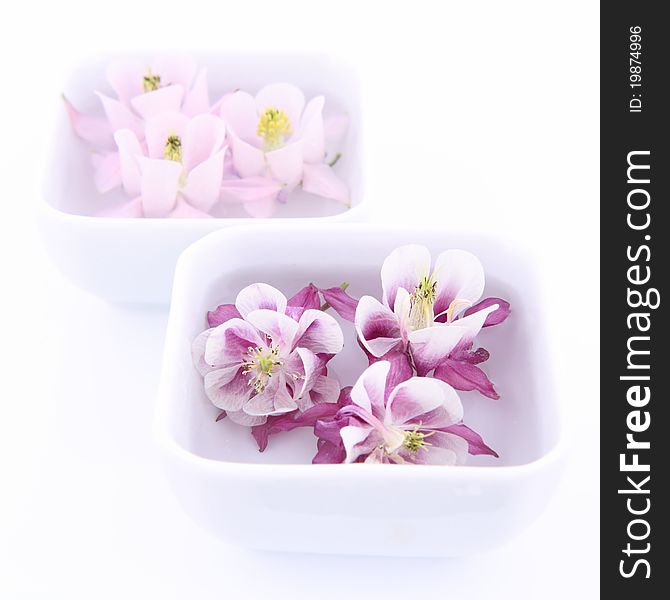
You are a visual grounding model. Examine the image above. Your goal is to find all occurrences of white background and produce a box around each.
[0,1,599,598]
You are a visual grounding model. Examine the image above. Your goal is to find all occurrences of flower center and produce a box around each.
[408,274,437,330]
[143,71,162,93]
[242,346,283,393]
[164,135,183,162]
[402,427,433,453]
[257,107,292,151]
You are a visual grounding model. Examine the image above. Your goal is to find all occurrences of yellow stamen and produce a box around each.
[402,427,433,453]
[164,135,183,162]
[408,274,438,330]
[242,346,283,393]
[143,71,161,93]
[257,107,292,151]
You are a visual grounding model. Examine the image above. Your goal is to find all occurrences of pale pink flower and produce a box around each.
[192,284,344,425]
[104,111,227,218]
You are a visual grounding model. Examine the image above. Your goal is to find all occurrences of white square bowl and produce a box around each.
[38,53,365,304]
[155,223,566,557]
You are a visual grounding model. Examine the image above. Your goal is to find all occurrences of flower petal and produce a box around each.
[442,424,499,457]
[182,67,210,116]
[182,114,227,172]
[408,324,468,376]
[151,55,196,89]
[205,318,264,368]
[451,303,499,348]
[191,329,213,375]
[229,133,266,177]
[207,304,242,328]
[341,425,378,464]
[181,149,225,212]
[168,197,212,218]
[204,367,252,411]
[219,90,260,144]
[402,431,468,465]
[288,284,321,312]
[302,163,350,205]
[319,285,358,321]
[226,410,267,426]
[114,129,144,196]
[220,176,282,204]
[96,92,143,136]
[105,59,144,104]
[137,157,181,217]
[91,152,121,193]
[355,295,403,358]
[235,283,287,319]
[246,310,299,349]
[295,309,344,354]
[463,297,511,327]
[433,249,485,318]
[299,96,325,163]
[131,85,184,120]
[349,360,390,417]
[63,96,113,148]
[434,359,499,400]
[386,377,463,428]
[255,83,305,134]
[266,141,303,187]
[381,244,431,311]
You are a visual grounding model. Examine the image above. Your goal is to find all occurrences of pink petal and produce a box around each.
[220,176,282,204]
[266,141,303,186]
[245,310,299,349]
[226,410,267,426]
[207,304,242,328]
[63,96,113,148]
[288,284,321,311]
[204,366,250,411]
[244,376,297,416]
[229,133,266,178]
[381,244,431,312]
[354,295,403,358]
[340,424,378,464]
[463,297,511,327]
[91,152,121,193]
[254,83,305,133]
[235,283,287,319]
[243,196,278,218]
[408,324,468,376]
[295,309,344,354]
[182,114,227,172]
[450,303,499,349]
[131,85,185,120]
[433,249,485,318]
[324,113,349,148]
[434,360,500,400]
[144,111,189,159]
[182,68,210,116]
[137,157,181,217]
[350,360,390,417]
[182,149,225,212]
[205,318,264,367]
[113,129,144,196]
[105,59,144,104]
[219,91,260,144]
[192,329,213,375]
[319,285,358,321]
[302,163,350,205]
[443,424,499,457]
[308,375,341,406]
[96,92,143,137]
[299,96,325,163]
[387,377,463,428]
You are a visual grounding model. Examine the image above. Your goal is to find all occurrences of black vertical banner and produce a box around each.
[601,2,668,596]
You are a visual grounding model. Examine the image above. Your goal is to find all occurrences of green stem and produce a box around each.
[328,152,342,167]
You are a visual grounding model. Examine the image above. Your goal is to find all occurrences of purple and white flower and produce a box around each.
[193,283,344,425]
[314,361,497,465]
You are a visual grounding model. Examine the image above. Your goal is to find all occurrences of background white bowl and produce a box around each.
[155,223,566,557]
[38,53,366,304]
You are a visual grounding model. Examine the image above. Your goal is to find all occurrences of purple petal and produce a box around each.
[354,295,403,358]
[434,359,500,400]
[313,439,346,464]
[207,304,242,327]
[287,283,321,314]
[442,423,499,457]
[368,349,414,394]
[463,297,511,327]
[320,286,358,322]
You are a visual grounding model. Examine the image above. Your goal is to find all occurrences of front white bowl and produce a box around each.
[39,53,365,304]
[155,223,566,557]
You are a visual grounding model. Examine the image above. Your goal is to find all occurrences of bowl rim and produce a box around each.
[154,222,568,479]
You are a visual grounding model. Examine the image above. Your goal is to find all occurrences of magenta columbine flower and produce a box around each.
[104,111,227,217]
[355,245,509,376]
[219,82,349,216]
[315,361,496,465]
[193,283,344,425]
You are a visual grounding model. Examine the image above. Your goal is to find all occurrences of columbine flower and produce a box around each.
[192,283,344,425]
[313,361,497,465]
[64,55,211,194]
[355,245,510,379]
[219,83,349,216]
[105,111,227,217]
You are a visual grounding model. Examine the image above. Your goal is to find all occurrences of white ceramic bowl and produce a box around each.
[155,223,566,557]
[38,53,365,304]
